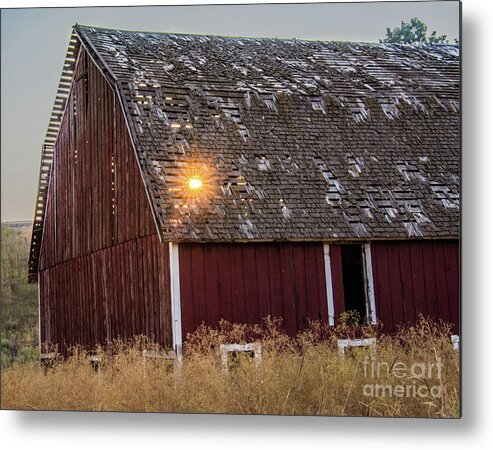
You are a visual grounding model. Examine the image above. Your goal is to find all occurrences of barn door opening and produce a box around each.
[341,244,366,322]
[340,244,377,324]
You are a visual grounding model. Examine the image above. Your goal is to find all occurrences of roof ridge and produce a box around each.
[73,24,458,47]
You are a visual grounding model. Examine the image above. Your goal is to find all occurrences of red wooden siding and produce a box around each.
[370,240,460,333]
[179,242,328,338]
[39,234,172,353]
[37,47,168,352]
[39,47,155,271]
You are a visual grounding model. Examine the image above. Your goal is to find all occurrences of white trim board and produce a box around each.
[169,242,182,356]
[363,243,377,325]
[323,244,336,326]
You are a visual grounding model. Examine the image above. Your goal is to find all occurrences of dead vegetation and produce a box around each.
[1,316,459,417]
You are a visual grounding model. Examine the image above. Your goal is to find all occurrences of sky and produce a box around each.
[0,0,460,222]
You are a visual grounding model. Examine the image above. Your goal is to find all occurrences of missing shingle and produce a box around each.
[310,98,325,113]
[395,162,426,182]
[255,155,271,172]
[430,184,459,209]
[314,156,343,204]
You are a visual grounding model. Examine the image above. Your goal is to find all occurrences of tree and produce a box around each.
[381,17,449,44]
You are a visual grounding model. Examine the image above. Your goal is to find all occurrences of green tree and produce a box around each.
[381,17,449,44]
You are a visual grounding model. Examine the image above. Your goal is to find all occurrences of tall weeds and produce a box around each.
[1,316,459,417]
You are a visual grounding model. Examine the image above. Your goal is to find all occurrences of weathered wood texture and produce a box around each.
[329,240,459,333]
[180,240,459,337]
[74,26,460,243]
[39,47,155,271]
[179,242,328,338]
[38,48,169,352]
[370,240,459,333]
[39,234,172,353]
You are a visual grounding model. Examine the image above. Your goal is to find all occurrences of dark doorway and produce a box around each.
[341,244,367,322]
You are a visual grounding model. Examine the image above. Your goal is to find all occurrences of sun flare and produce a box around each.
[187,176,203,190]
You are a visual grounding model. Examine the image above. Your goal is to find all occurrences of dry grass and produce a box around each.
[0,316,459,417]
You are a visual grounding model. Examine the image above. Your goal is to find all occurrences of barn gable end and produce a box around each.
[34,43,172,352]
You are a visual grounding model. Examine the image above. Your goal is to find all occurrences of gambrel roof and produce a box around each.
[33,25,460,255]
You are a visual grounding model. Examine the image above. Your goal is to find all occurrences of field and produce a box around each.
[1,317,460,417]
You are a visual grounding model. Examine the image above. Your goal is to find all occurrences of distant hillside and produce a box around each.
[2,220,32,229]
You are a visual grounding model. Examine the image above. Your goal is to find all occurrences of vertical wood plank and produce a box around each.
[267,244,283,322]
[433,241,451,324]
[205,244,221,327]
[409,242,428,320]
[278,244,294,335]
[231,244,247,325]
[305,243,322,323]
[242,245,259,325]
[443,241,460,333]
[255,245,271,324]
[370,244,394,332]
[293,243,308,331]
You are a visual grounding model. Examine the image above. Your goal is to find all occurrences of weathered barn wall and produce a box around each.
[370,240,460,333]
[38,47,170,351]
[39,234,172,353]
[180,240,459,338]
[178,242,328,338]
[39,46,156,271]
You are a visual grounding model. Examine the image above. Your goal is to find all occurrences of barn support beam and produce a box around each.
[323,244,336,326]
[363,243,377,324]
[169,242,183,356]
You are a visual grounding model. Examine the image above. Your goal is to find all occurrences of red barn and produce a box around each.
[29,25,460,355]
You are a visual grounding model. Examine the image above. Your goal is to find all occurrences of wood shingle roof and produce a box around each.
[59,25,462,242]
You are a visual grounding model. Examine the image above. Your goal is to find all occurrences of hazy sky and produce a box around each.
[0,1,460,222]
